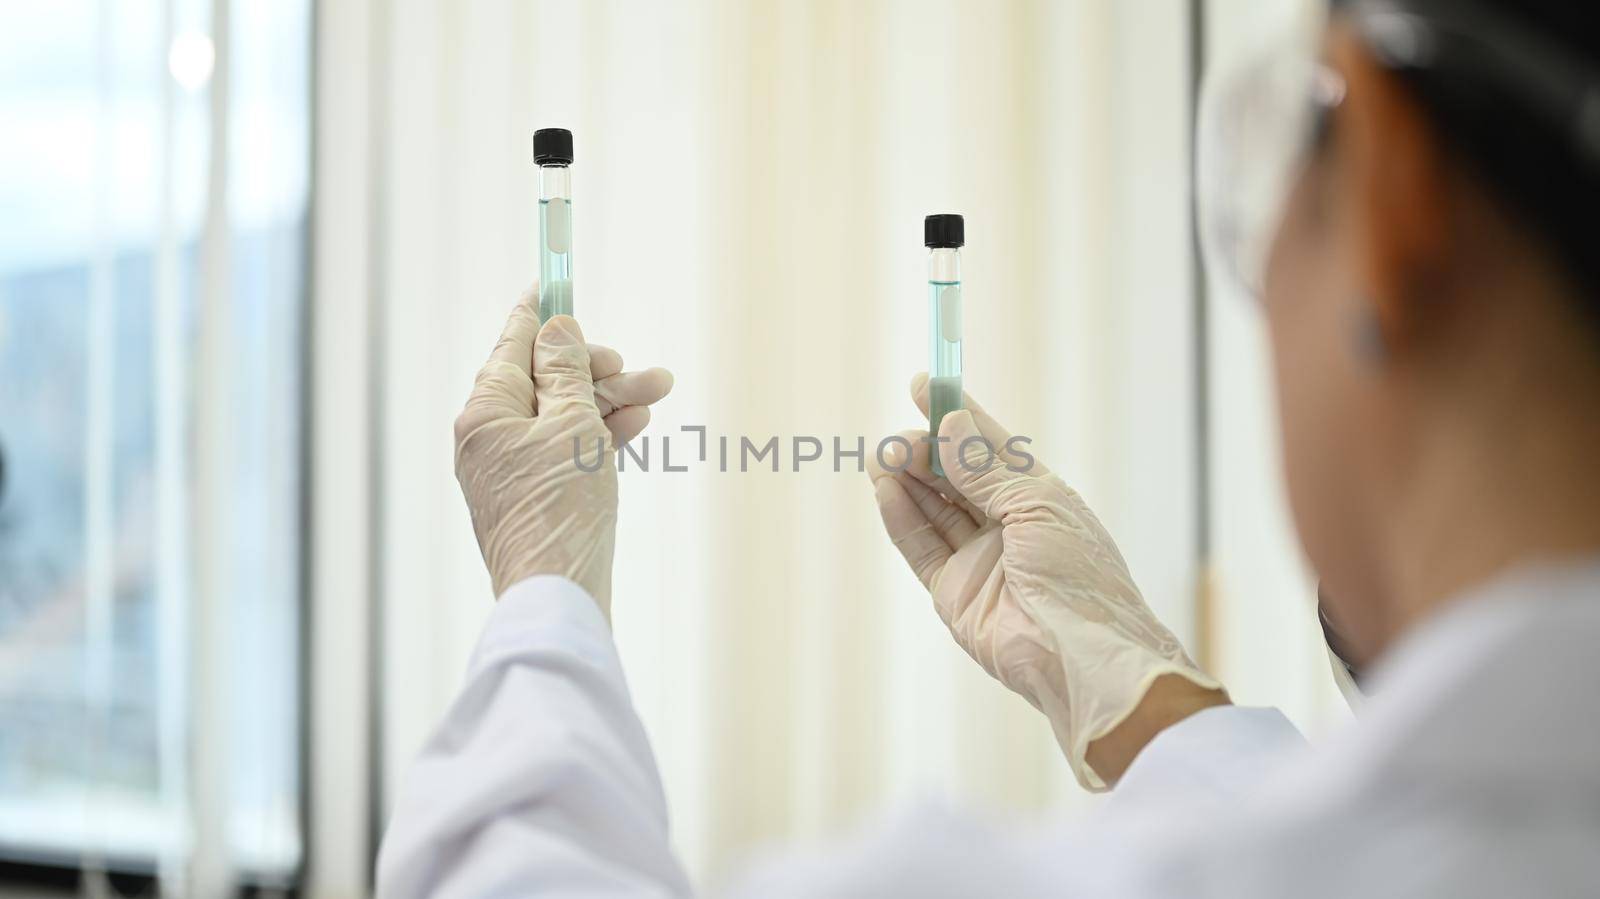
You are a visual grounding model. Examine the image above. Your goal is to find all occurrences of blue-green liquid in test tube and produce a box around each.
[925,214,964,478]
[534,128,574,320]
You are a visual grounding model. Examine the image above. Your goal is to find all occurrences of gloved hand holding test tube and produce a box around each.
[925,213,963,477]
[534,128,575,320]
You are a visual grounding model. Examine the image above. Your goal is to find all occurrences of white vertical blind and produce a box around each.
[189,0,235,889]
[82,0,119,884]
[153,0,194,888]
[309,0,380,890]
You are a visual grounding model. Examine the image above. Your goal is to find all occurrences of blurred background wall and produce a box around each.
[0,0,1338,895]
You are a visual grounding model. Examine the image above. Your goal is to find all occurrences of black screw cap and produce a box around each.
[533,128,574,165]
[924,213,964,248]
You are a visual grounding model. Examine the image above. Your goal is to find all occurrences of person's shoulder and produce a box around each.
[1188,751,1600,899]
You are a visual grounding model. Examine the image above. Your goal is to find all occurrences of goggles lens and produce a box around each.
[1198,19,1343,299]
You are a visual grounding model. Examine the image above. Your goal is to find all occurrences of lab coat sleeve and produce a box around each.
[1105,704,1308,814]
[376,575,693,898]
[720,705,1307,898]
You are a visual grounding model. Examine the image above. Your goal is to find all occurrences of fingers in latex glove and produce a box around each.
[602,404,653,446]
[867,426,987,527]
[588,344,671,445]
[505,290,672,444]
[868,374,1222,792]
[587,343,674,417]
[868,429,986,589]
[472,326,663,446]
[908,371,1041,481]
[457,297,649,617]
[588,343,625,380]
[933,409,1049,523]
[872,478,953,589]
[461,297,542,428]
[595,366,673,444]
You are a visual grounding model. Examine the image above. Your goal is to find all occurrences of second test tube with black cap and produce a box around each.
[926,214,963,478]
[535,128,575,320]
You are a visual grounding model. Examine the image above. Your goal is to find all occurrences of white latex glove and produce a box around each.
[868,373,1223,791]
[454,293,672,614]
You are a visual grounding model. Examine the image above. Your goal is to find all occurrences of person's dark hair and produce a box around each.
[1334,0,1600,319]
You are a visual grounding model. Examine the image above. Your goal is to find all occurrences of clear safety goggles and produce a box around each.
[1197,0,1600,300]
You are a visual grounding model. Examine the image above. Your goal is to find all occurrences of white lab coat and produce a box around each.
[377,562,1600,897]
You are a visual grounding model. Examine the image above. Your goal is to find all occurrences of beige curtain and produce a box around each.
[308,0,1343,889]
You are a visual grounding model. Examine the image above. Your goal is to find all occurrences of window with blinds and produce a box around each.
[0,0,309,888]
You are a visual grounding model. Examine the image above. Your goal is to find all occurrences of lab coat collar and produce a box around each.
[1348,556,1600,788]
[1364,557,1600,692]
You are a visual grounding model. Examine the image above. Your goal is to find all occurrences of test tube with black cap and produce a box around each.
[534,128,575,320]
[925,213,963,478]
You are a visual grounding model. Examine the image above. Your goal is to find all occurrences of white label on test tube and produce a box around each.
[546,198,571,254]
[940,284,961,343]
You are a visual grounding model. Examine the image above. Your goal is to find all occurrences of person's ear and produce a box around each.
[1329,27,1451,359]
